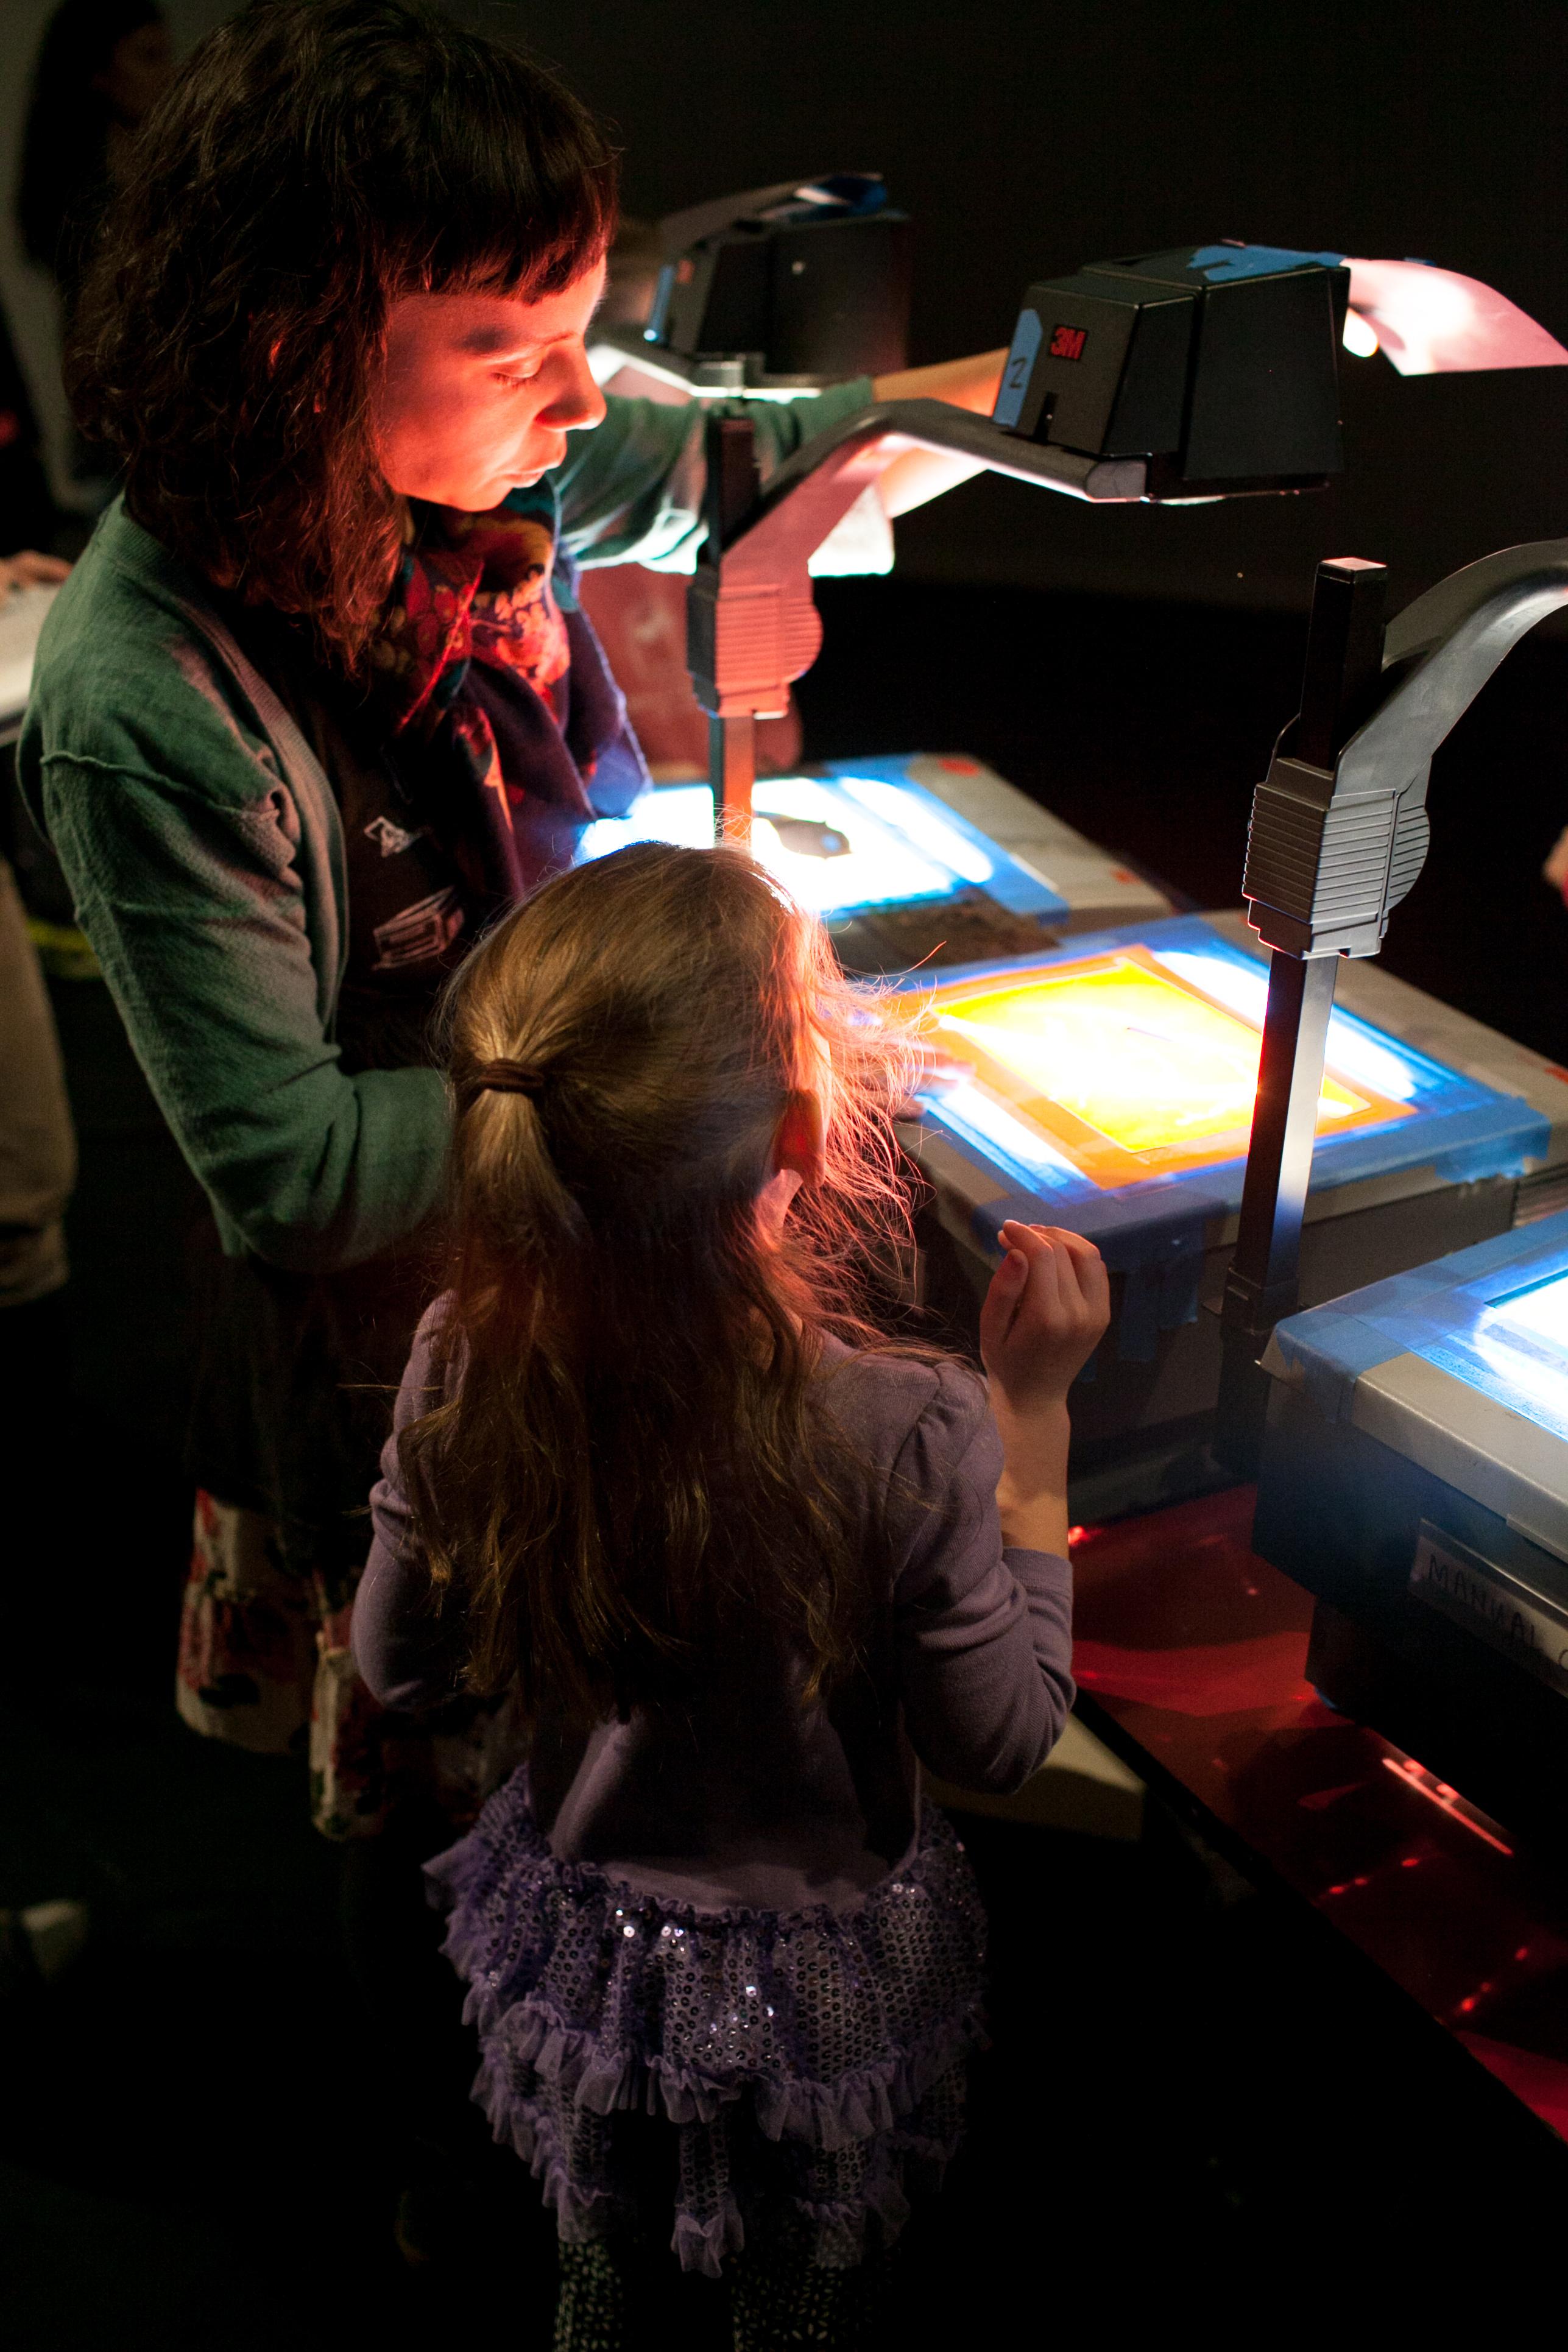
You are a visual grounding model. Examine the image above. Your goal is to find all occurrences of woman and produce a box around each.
[19,0,1005,1839]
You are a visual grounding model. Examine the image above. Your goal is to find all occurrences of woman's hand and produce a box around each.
[869,347,1009,519]
[979,1220,1110,1556]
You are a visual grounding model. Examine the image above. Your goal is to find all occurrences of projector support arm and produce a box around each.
[685,401,1146,838]
[1215,538,1568,1475]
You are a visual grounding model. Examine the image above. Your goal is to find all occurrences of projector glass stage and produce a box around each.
[1466,1270,1568,1438]
[582,774,1006,912]
[575,766,1072,974]
[917,943,1413,1189]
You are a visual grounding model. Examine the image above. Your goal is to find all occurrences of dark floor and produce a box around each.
[7,581,1568,2344]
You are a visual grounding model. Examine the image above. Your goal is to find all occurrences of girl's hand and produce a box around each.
[979,1221,1110,1557]
[980,1221,1110,1412]
[892,1038,971,1121]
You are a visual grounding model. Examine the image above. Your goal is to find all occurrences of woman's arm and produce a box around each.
[19,576,450,1273]
[35,750,449,1271]
[556,347,1008,571]
[554,376,877,571]
[870,348,1009,518]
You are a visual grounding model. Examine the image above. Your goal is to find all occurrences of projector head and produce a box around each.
[622,175,914,395]
[994,242,1351,498]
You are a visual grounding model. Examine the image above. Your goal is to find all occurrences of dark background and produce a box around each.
[498,0,1568,613]
[510,0,1568,1064]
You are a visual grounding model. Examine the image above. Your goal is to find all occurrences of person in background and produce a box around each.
[0,553,85,1994]
[0,307,66,559]
[1,521,74,1358]
[354,841,1105,2348]
[0,952,88,1965]
[0,816,75,1463]
[18,0,174,313]
[17,0,175,504]
[0,549,70,602]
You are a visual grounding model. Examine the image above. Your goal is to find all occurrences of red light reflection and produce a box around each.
[1379,1753,1514,1857]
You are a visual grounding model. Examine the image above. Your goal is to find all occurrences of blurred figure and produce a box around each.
[1,550,87,2002]
[0,831,77,1693]
[18,0,174,313]
[0,306,65,557]
[17,0,174,506]
[0,846,74,1320]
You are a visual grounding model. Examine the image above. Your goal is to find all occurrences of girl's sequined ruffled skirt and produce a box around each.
[425,1770,987,2276]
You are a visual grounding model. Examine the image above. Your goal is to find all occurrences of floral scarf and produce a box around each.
[368,484,648,900]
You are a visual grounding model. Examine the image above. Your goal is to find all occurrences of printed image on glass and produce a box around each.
[577,775,998,916]
[922,945,1414,1187]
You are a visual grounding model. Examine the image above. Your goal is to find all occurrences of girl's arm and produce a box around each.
[892,1229,1109,1793]
[980,1223,1111,1558]
[351,1302,467,1712]
[891,1365,1077,1795]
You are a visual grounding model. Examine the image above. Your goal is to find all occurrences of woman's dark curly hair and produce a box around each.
[68,0,617,670]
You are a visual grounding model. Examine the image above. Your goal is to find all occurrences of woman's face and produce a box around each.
[371,263,609,514]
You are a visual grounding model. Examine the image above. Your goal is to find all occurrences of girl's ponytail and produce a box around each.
[401,842,920,1720]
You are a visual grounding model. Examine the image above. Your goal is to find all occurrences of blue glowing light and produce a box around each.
[574,762,1059,922]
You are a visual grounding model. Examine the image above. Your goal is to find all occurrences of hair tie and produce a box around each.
[473,1058,549,1100]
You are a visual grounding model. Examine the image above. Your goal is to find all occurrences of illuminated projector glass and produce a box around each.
[919,942,1411,1187]
[896,916,1548,1215]
[577,759,1069,925]
[1268,1210,1568,1451]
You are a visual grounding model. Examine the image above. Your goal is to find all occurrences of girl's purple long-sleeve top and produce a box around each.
[354,1308,1074,1913]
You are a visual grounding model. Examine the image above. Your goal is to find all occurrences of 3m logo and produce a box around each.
[1050,324,1087,361]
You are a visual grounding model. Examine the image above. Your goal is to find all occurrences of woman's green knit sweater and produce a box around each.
[18,381,869,1273]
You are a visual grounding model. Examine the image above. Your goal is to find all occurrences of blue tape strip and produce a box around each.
[1187,244,1345,281]
[1268,1304,1410,1424]
[1304,1098,1550,1192]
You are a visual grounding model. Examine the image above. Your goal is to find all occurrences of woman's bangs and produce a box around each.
[426,207,613,303]
[410,72,616,300]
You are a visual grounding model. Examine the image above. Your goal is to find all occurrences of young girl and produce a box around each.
[353,842,1109,2346]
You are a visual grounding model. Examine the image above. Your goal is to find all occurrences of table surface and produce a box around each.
[1070,1484,1568,2141]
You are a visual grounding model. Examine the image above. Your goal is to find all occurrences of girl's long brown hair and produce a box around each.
[400,843,922,1722]
[68,0,616,672]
